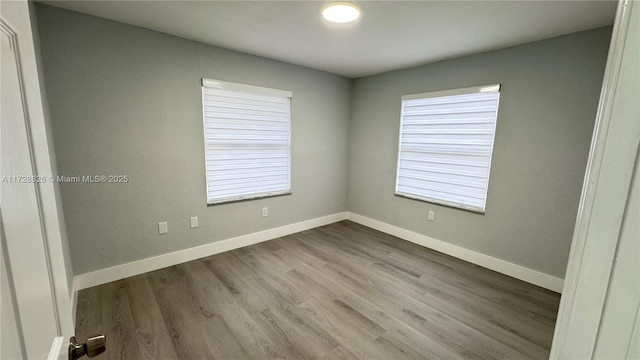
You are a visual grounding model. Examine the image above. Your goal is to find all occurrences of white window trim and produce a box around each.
[395,84,501,213]
[201,78,292,205]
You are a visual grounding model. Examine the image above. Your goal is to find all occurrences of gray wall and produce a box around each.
[36,4,351,274]
[37,3,611,279]
[347,27,611,278]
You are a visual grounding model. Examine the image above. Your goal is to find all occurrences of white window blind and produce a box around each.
[202,79,292,204]
[395,84,501,213]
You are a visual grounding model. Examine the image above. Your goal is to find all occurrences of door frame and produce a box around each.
[550,0,639,357]
[1,0,75,357]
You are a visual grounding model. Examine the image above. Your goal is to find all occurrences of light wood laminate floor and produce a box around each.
[75,221,560,359]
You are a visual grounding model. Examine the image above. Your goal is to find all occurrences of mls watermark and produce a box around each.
[2,175,129,184]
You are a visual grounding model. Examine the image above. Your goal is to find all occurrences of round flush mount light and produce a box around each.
[322,2,361,23]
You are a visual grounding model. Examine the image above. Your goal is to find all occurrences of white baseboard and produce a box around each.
[73,210,563,294]
[346,212,564,293]
[73,212,348,291]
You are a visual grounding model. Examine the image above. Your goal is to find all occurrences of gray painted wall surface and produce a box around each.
[36,4,351,274]
[37,3,611,279]
[347,27,611,278]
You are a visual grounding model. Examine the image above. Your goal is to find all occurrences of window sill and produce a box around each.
[394,193,485,215]
[207,192,292,206]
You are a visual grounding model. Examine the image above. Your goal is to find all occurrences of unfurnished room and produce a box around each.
[1,0,639,359]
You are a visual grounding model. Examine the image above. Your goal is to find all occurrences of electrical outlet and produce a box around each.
[158,222,168,234]
[428,211,435,221]
[262,207,269,217]
[190,216,199,229]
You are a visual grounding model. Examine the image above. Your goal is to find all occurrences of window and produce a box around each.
[395,84,501,213]
[202,79,291,204]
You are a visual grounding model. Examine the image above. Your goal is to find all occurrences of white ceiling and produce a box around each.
[40,0,616,78]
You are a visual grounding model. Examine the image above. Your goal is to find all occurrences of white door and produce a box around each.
[550,0,640,358]
[0,0,79,357]
[1,19,62,360]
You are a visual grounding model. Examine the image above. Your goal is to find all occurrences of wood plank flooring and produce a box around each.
[75,221,560,359]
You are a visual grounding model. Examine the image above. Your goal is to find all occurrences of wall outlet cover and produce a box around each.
[158,222,168,234]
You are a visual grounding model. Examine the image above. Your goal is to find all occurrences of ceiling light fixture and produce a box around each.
[322,2,361,23]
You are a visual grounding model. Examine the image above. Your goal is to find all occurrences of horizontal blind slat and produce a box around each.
[400,139,494,147]
[398,162,490,179]
[204,113,290,123]
[402,113,497,123]
[399,146,492,157]
[206,135,290,141]
[204,93,290,107]
[204,87,290,103]
[204,103,289,115]
[400,128,495,135]
[397,183,485,202]
[209,181,290,195]
[404,100,498,113]
[207,171,289,182]
[204,124,289,132]
[206,161,289,171]
[402,107,497,116]
[208,175,289,189]
[402,136,495,144]
[399,155,490,168]
[207,153,289,161]
[398,172,487,189]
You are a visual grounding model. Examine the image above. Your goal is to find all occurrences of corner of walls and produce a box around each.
[36,5,352,276]
[345,27,611,282]
[345,77,358,209]
[346,212,564,293]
